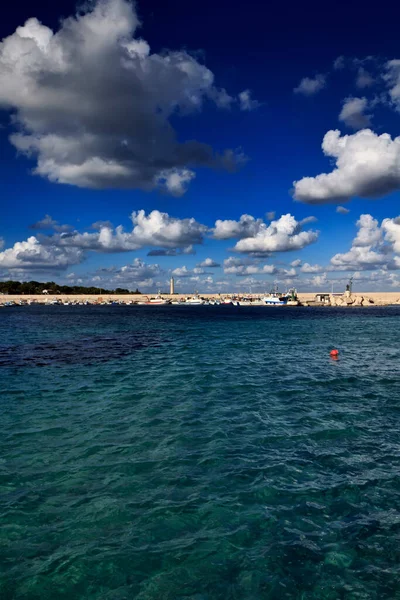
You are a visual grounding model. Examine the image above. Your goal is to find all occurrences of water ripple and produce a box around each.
[1,305,400,599]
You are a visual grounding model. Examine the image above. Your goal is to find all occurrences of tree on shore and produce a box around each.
[0,280,141,295]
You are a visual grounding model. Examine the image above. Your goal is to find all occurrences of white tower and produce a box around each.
[170,277,175,295]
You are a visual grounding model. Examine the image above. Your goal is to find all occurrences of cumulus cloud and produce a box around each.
[197,257,220,268]
[310,273,328,288]
[353,214,382,246]
[329,213,399,271]
[110,258,163,280]
[382,217,400,253]
[213,214,264,240]
[232,214,319,254]
[300,262,324,273]
[85,258,165,290]
[171,265,206,277]
[330,245,388,270]
[46,210,207,252]
[238,89,260,111]
[336,206,350,214]
[384,60,400,110]
[339,97,371,130]
[0,0,246,195]
[0,236,83,271]
[293,129,400,204]
[294,74,326,96]
[223,257,276,276]
[291,259,302,267]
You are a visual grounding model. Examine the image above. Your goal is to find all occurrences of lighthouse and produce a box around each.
[170,277,175,295]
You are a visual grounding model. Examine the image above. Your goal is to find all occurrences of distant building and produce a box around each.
[170,277,175,295]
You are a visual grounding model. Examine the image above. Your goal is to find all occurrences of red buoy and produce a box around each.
[330,349,339,357]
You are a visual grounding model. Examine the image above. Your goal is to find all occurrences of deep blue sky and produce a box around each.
[1,0,400,291]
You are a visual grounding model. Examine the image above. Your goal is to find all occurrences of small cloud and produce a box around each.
[291,259,302,267]
[294,74,326,96]
[197,257,220,268]
[300,216,318,225]
[266,211,276,221]
[339,97,371,130]
[356,67,375,89]
[301,262,324,273]
[91,220,113,230]
[238,89,260,111]
[333,56,345,70]
[336,206,350,214]
[30,214,72,232]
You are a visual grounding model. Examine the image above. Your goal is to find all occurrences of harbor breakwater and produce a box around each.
[2,292,400,306]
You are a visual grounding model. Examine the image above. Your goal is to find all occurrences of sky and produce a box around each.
[1,0,400,293]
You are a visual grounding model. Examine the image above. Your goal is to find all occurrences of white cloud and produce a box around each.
[330,245,388,270]
[294,74,326,96]
[336,206,350,214]
[339,97,371,130]
[310,273,328,288]
[197,257,220,268]
[89,258,164,290]
[301,263,324,273]
[232,214,318,253]
[116,258,163,280]
[353,214,382,247]
[0,235,83,271]
[384,60,400,110]
[155,169,196,197]
[171,266,193,277]
[0,0,245,194]
[293,129,400,204]
[291,259,302,267]
[223,257,276,276]
[329,213,397,271]
[382,217,400,253]
[48,210,207,252]
[213,214,264,240]
[238,89,260,111]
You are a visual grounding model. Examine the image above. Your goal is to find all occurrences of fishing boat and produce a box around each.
[285,288,299,306]
[143,293,169,305]
[262,286,287,305]
[185,294,204,305]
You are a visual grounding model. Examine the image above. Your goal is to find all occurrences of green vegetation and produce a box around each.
[0,281,141,295]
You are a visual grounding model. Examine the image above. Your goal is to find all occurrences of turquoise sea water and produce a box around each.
[1,305,400,599]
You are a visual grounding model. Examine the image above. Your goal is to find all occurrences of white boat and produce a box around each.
[261,292,286,305]
[284,288,300,306]
[144,294,169,305]
[185,295,204,305]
